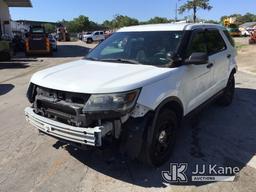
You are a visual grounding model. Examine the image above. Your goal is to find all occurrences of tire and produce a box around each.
[6,52,11,61]
[139,109,178,166]
[48,51,53,57]
[249,39,255,44]
[0,52,11,61]
[217,74,235,106]
[25,52,30,57]
[87,38,93,44]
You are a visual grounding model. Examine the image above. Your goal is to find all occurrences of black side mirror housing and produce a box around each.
[185,52,208,65]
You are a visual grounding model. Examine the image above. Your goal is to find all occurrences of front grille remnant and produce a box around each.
[34,86,91,127]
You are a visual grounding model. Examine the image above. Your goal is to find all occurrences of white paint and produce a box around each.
[30,24,237,116]
[118,23,226,32]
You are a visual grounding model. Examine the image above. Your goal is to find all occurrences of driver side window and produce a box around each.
[186,31,207,58]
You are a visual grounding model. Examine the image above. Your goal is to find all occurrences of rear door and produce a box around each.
[183,29,214,112]
[205,29,229,93]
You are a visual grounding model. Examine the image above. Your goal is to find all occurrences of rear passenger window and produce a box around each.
[186,31,207,58]
[206,30,226,54]
[223,30,235,47]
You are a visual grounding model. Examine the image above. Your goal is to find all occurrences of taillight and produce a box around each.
[46,38,50,50]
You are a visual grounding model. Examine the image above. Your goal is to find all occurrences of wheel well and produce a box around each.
[159,100,184,123]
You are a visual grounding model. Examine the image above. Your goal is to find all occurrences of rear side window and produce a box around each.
[205,30,226,55]
[186,31,207,58]
[223,30,235,47]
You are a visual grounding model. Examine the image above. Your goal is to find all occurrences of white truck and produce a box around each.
[25,23,237,166]
[82,31,105,43]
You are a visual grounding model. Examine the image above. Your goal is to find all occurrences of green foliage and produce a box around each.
[179,0,212,22]
[43,23,55,33]
[103,15,139,29]
[59,16,104,33]
[145,17,170,24]
[68,15,90,33]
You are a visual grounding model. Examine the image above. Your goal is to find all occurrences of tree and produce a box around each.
[43,23,55,33]
[102,15,139,29]
[147,17,170,24]
[179,0,212,23]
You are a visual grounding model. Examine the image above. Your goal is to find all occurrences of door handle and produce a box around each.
[227,54,231,58]
[207,63,214,69]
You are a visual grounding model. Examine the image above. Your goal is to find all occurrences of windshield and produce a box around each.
[31,27,45,34]
[86,31,183,66]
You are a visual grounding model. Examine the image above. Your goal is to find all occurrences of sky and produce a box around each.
[10,0,256,23]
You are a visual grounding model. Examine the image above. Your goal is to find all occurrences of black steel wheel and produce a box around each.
[140,109,178,167]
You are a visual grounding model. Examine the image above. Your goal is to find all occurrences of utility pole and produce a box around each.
[175,2,178,21]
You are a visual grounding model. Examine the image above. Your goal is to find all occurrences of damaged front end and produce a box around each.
[25,83,151,156]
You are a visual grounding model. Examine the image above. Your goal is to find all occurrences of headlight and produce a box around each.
[83,89,140,113]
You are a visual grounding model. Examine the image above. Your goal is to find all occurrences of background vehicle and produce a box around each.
[241,29,250,37]
[0,35,13,61]
[56,25,70,42]
[249,30,256,44]
[12,35,25,53]
[25,26,52,56]
[48,34,58,52]
[227,27,241,37]
[82,31,105,43]
[25,23,237,166]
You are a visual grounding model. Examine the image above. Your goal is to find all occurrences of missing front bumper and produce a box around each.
[24,107,113,146]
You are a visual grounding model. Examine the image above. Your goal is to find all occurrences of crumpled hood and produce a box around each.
[30,60,174,93]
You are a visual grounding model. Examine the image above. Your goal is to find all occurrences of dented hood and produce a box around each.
[30,60,173,93]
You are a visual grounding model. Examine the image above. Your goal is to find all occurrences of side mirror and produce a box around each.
[185,52,208,65]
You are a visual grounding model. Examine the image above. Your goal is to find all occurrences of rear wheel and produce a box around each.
[0,52,11,61]
[217,74,235,106]
[139,109,178,166]
[249,39,256,44]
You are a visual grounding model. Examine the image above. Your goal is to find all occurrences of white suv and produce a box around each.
[82,31,105,43]
[25,23,237,166]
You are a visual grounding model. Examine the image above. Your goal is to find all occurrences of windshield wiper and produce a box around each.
[98,58,140,64]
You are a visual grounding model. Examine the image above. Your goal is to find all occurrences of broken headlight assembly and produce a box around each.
[83,89,140,114]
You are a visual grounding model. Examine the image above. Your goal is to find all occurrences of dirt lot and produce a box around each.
[235,37,256,74]
[0,40,256,192]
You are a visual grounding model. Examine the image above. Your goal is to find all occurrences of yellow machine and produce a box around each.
[224,18,241,37]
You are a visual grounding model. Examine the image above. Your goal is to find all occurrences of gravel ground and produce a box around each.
[0,41,256,192]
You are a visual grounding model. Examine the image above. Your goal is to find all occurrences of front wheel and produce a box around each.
[139,109,178,166]
[87,38,93,44]
[217,74,235,106]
